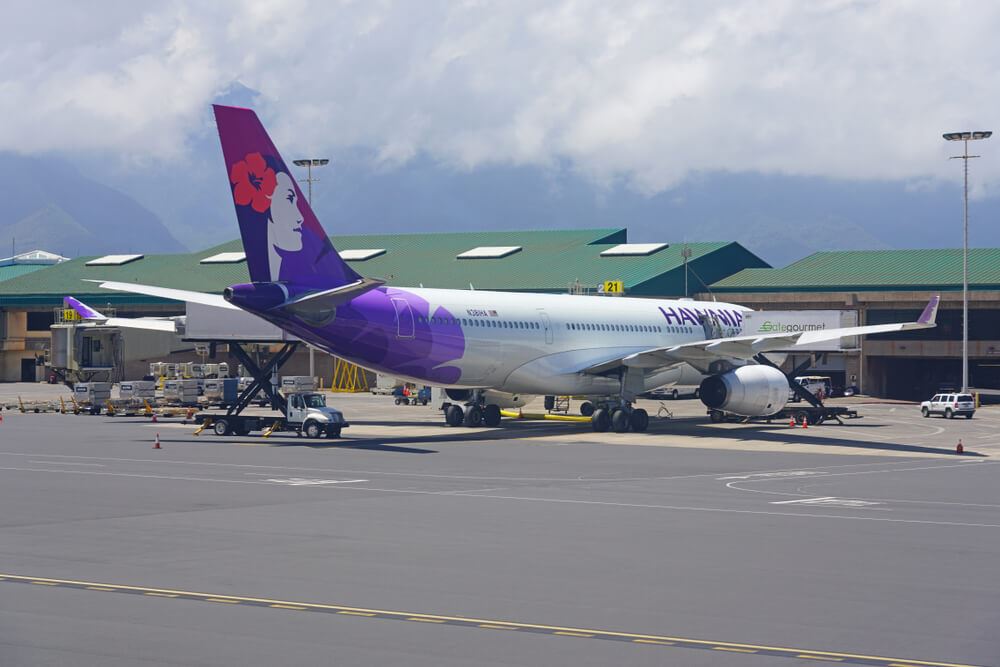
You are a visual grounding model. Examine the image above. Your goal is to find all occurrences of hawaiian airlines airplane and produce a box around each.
[94,105,939,433]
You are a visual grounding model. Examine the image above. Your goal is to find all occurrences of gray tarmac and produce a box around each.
[1,390,998,666]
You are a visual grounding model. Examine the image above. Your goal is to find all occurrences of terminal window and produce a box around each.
[26,311,55,331]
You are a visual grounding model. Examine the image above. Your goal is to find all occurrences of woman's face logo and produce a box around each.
[269,172,303,252]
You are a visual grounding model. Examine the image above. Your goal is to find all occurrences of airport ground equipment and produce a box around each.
[163,379,199,406]
[203,378,239,407]
[280,375,317,394]
[393,385,430,405]
[195,390,348,438]
[193,341,347,438]
[73,382,112,414]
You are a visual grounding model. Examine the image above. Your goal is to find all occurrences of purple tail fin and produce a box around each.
[64,296,106,320]
[213,105,362,289]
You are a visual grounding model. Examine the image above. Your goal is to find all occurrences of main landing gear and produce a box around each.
[444,391,502,428]
[587,402,649,433]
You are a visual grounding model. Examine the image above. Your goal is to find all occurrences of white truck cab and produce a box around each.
[286,392,348,438]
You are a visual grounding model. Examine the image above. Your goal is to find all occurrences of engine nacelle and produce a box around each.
[699,365,789,417]
[444,389,528,409]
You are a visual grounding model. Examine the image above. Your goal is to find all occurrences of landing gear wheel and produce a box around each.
[445,404,465,427]
[591,408,610,432]
[921,407,930,417]
[579,401,595,417]
[709,410,725,423]
[482,404,501,427]
[213,419,231,436]
[611,408,630,433]
[463,405,483,427]
[304,421,323,439]
[629,408,649,432]
[326,426,342,438]
[795,411,809,425]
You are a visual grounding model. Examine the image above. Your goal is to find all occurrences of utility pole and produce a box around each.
[943,131,991,393]
[292,158,330,380]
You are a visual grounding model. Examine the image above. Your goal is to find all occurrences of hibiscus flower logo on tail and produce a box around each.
[230,152,277,212]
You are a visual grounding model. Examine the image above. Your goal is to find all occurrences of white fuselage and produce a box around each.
[363,288,749,396]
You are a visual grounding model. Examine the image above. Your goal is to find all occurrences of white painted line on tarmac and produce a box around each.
[771,497,884,509]
[264,478,368,486]
[28,461,106,467]
[718,471,825,481]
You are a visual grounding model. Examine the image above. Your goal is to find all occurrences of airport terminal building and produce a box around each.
[0,228,765,383]
[705,249,1000,400]
[2,229,999,400]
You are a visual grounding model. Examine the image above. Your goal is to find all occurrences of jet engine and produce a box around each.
[699,365,789,417]
[445,388,528,409]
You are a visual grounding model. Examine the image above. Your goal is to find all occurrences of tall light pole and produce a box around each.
[292,158,330,379]
[943,131,991,393]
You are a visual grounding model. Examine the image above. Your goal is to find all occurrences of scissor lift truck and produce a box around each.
[193,342,348,438]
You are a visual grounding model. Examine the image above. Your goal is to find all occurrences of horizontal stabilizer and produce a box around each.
[87,280,239,310]
[280,278,385,310]
[104,317,178,333]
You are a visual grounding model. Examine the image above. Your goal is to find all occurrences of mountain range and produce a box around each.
[3,88,998,267]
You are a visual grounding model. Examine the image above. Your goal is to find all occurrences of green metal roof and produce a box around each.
[0,264,48,284]
[0,228,766,306]
[712,248,1000,293]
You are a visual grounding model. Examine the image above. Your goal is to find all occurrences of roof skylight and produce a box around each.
[599,243,669,257]
[456,246,523,259]
[200,252,247,264]
[85,254,145,266]
[339,248,387,261]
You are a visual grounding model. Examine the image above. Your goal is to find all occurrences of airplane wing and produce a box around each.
[583,296,939,375]
[86,280,240,310]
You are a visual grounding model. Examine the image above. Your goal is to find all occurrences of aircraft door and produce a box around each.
[391,298,415,339]
[538,310,553,345]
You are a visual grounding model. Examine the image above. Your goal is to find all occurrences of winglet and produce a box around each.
[918,295,940,325]
[64,296,106,320]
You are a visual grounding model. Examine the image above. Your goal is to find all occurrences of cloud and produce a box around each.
[3,1,1000,191]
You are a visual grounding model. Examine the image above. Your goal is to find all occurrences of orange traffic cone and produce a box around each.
[788,417,795,428]
[956,440,964,454]
[801,418,808,429]
[153,433,161,450]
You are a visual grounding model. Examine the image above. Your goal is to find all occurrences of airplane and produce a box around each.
[63,296,179,332]
[93,105,940,433]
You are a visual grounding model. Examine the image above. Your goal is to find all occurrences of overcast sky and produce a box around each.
[3,1,999,197]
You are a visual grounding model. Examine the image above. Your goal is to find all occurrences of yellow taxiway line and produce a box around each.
[0,573,981,667]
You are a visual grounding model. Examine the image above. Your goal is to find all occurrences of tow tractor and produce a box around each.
[193,342,349,438]
[706,354,858,426]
